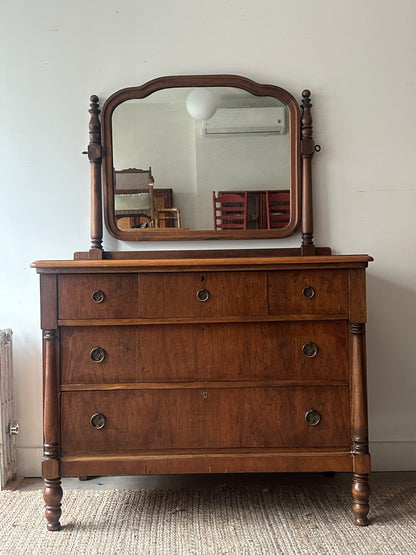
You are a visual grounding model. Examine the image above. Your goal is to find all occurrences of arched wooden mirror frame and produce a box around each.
[85,75,318,258]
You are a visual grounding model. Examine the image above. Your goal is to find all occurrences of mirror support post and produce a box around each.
[87,95,103,258]
[300,90,316,256]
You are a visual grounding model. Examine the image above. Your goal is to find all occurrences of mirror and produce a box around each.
[102,75,301,241]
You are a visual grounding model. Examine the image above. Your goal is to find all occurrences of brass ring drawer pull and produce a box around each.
[196,288,210,302]
[91,289,105,303]
[90,412,106,430]
[302,285,315,299]
[90,346,106,363]
[305,409,321,426]
[302,341,318,358]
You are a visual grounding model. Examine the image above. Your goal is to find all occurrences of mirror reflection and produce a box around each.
[112,87,290,232]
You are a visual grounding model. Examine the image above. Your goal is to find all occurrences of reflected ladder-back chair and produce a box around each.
[265,190,290,229]
[213,191,248,230]
[114,167,181,229]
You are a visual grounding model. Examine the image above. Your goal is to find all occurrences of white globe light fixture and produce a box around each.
[186,89,217,120]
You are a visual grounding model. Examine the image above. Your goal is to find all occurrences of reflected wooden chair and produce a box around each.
[114,167,153,192]
[155,208,182,228]
[265,190,290,229]
[114,189,155,228]
[114,167,155,228]
[114,168,182,229]
[213,191,248,230]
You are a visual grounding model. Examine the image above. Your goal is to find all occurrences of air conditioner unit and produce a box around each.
[202,106,286,135]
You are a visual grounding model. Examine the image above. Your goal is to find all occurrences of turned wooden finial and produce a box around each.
[301,90,313,150]
[88,95,102,164]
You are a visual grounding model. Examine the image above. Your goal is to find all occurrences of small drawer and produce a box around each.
[60,321,348,385]
[268,270,349,316]
[60,386,351,452]
[138,271,267,318]
[58,274,139,319]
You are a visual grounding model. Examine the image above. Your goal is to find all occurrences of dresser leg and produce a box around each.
[352,473,370,526]
[44,478,63,531]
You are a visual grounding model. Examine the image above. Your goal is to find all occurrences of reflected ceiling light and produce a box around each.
[186,89,217,120]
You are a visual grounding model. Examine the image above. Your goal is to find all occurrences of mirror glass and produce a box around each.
[112,88,289,232]
[101,76,300,241]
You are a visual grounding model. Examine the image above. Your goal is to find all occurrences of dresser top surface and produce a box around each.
[32,254,373,274]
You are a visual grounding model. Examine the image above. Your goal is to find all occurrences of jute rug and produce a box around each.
[0,482,415,554]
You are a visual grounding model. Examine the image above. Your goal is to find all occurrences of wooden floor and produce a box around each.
[10,471,416,492]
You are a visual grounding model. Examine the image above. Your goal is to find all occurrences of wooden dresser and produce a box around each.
[33,254,372,530]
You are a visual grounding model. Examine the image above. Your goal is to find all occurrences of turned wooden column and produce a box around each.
[87,95,103,258]
[42,329,62,531]
[350,322,371,525]
[300,90,316,255]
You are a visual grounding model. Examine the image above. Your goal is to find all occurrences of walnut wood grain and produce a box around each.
[60,451,353,476]
[36,255,372,529]
[39,275,58,329]
[60,387,351,452]
[268,269,349,315]
[60,321,348,385]
[32,254,373,271]
[58,274,139,319]
[138,271,267,318]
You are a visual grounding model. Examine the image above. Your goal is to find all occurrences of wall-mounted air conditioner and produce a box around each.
[202,106,286,135]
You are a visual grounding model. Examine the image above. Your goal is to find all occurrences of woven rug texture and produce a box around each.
[0,483,415,554]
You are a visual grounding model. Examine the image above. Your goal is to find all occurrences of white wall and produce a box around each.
[1,0,415,476]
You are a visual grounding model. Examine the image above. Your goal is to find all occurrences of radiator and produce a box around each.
[0,329,18,489]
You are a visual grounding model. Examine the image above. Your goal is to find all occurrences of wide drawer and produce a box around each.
[60,321,348,384]
[268,270,349,315]
[58,274,139,319]
[60,386,351,451]
[138,271,267,318]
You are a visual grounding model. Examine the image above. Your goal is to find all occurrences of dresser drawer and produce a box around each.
[268,270,349,315]
[60,386,351,452]
[60,321,348,385]
[138,271,267,318]
[58,274,139,319]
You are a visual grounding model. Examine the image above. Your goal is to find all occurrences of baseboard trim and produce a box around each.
[370,441,416,471]
[17,447,42,478]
